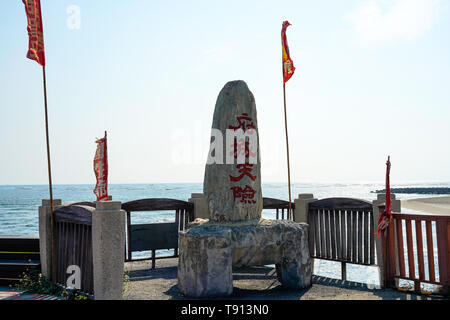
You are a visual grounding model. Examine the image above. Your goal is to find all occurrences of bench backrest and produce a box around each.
[308,198,376,266]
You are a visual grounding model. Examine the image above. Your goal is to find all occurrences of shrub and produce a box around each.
[13,265,89,300]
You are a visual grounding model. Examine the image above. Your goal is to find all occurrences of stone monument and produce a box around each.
[204,80,262,222]
[178,80,312,298]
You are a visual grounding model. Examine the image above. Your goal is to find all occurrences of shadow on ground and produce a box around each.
[123,259,448,300]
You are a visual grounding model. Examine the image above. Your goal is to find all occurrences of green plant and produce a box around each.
[122,270,131,297]
[13,265,89,300]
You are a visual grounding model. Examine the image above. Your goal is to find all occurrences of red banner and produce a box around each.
[22,0,46,66]
[281,21,295,83]
[93,132,108,201]
[385,156,392,214]
[376,156,392,237]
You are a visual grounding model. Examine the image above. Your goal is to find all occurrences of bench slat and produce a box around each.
[0,237,39,253]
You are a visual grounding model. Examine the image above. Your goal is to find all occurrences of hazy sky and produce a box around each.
[1,0,449,185]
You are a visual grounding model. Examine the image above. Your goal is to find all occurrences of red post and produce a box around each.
[383,223,397,288]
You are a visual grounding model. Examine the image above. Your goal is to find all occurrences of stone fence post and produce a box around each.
[293,194,317,224]
[38,199,62,278]
[372,193,401,288]
[92,201,125,300]
[188,193,209,220]
[293,193,317,270]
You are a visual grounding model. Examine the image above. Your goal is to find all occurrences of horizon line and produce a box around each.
[1,180,450,187]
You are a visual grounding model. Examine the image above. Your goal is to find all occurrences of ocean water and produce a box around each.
[1,182,449,289]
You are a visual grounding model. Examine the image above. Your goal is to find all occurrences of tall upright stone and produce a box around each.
[178,80,312,298]
[204,80,262,222]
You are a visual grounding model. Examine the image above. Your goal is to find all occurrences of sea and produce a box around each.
[1,182,449,290]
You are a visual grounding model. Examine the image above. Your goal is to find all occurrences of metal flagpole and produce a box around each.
[282,82,293,219]
[42,66,56,283]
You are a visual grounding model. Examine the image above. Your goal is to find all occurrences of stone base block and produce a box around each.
[178,219,312,297]
[178,228,233,297]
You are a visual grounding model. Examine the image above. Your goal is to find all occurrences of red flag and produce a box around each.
[22,0,46,66]
[376,156,392,237]
[93,132,108,201]
[385,156,392,214]
[281,21,295,83]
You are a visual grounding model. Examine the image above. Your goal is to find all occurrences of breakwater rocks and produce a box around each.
[372,187,450,195]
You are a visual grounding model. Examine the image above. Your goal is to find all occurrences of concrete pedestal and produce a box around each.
[178,219,312,297]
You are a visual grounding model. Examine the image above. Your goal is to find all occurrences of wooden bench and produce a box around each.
[0,236,40,286]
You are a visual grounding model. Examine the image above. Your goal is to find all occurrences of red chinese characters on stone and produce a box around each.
[229,113,258,206]
[230,163,256,182]
[228,113,257,162]
[230,139,257,160]
[230,185,257,204]
[228,113,256,132]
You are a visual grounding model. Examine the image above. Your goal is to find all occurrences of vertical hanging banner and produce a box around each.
[22,0,46,66]
[376,156,392,237]
[281,20,295,83]
[385,156,392,215]
[22,0,57,282]
[281,20,295,217]
[93,131,109,201]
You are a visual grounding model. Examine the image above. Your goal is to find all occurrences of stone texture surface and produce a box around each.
[92,201,126,300]
[38,199,62,278]
[178,219,312,296]
[179,80,312,298]
[188,193,209,219]
[178,229,233,297]
[203,80,262,222]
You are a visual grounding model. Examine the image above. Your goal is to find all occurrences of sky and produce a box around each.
[0,0,449,185]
